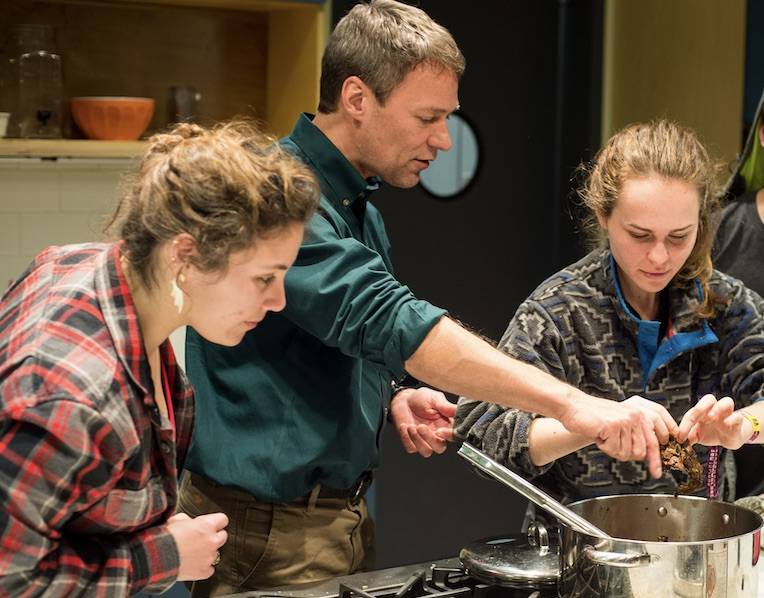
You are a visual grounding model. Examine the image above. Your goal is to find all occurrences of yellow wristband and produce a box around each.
[740,410,761,443]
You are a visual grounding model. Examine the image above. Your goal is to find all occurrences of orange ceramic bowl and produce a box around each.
[71,96,154,140]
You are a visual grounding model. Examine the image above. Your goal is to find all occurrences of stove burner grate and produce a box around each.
[335,565,548,598]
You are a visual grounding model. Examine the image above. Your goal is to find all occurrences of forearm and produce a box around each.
[527,417,591,466]
[406,317,581,421]
[0,522,177,596]
[0,407,179,596]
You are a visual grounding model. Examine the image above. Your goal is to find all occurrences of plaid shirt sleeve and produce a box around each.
[0,370,180,597]
[0,244,191,597]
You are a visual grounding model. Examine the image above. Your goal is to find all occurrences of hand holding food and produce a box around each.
[677,394,749,449]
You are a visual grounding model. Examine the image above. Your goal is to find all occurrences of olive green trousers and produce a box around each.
[177,471,376,596]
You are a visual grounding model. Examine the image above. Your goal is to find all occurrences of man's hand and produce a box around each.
[677,394,747,449]
[618,395,676,445]
[559,392,678,478]
[167,512,229,582]
[390,387,456,457]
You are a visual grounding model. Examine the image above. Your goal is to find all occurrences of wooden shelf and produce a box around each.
[96,0,325,10]
[2,0,328,143]
[0,139,146,159]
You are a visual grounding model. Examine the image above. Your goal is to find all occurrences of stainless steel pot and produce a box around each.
[558,494,763,597]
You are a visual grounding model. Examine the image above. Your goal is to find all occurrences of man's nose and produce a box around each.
[430,120,452,152]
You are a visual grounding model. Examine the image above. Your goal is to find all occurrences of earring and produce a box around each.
[170,274,185,313]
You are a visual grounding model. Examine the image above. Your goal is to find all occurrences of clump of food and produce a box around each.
[660,438,703,494]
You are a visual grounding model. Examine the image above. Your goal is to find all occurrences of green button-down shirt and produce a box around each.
[184,114,447,502]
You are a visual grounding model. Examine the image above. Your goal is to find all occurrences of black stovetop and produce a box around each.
[226,558,555,598]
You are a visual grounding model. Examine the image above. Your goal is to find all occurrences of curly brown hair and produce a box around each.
[105,120,319,288]
[578,120,724,318]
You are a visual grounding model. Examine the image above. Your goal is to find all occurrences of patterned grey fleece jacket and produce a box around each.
[455,247,764,503]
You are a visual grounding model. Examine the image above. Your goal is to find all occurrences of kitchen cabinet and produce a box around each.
[0,0,329,159]
[601,0,746,164]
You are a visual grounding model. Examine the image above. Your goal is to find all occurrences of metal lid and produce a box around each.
[459,534,559,589]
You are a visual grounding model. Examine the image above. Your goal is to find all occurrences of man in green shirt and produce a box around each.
[178,1,675,594]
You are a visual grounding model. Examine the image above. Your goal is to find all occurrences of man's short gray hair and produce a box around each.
[318,0,465,113]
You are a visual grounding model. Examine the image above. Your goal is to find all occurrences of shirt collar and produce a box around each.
[605,250,704,331]
[288,113,381,209]
[94,243,152,395]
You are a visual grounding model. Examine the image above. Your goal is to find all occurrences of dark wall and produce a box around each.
[330,0,603,568]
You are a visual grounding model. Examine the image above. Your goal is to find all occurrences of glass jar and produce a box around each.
[9,24,64,138]
[0,40,18,136]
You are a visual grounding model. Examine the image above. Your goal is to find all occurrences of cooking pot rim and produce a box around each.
[564,492,763,544]
[567,492,717,507]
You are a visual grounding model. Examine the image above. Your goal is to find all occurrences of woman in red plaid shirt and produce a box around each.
[0,121,319,596]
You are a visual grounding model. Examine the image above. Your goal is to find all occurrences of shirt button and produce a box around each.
[342,198,350,207]
[161,442,171,454]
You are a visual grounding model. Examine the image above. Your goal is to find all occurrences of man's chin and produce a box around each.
[384,173,421,189]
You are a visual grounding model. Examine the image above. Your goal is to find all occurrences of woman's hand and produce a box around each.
[167,512,229,581]
[677,394,747,449]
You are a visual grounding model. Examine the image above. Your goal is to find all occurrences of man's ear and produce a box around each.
[339,76,370,120]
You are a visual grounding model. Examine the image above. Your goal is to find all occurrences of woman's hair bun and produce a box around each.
[147,123,206,155]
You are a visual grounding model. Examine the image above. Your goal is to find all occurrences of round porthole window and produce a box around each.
[419,112,480,200]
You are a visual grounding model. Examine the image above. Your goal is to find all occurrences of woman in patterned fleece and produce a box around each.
[0,122,318,596]
[456,120,764,505]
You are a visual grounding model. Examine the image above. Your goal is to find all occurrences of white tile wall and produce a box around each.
[0,213,20,255]
[1,158,188,371]
[0,158,129,289]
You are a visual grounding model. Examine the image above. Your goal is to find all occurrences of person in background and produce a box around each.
[178,2,672,594]
[714,89,764,500]
[456,120,764,508]
[0,121,319,596]
[715,89,764,300]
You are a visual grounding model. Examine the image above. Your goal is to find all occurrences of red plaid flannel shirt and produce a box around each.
[0,243,195,596]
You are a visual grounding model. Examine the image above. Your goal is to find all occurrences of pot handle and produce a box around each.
[583,545,657,568]
[527,521,552,555]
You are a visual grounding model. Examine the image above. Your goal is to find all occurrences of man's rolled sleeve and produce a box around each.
[381,298,446,379]
[284,215,447,377]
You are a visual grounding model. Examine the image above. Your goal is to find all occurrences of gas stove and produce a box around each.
[231,558,557,598]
